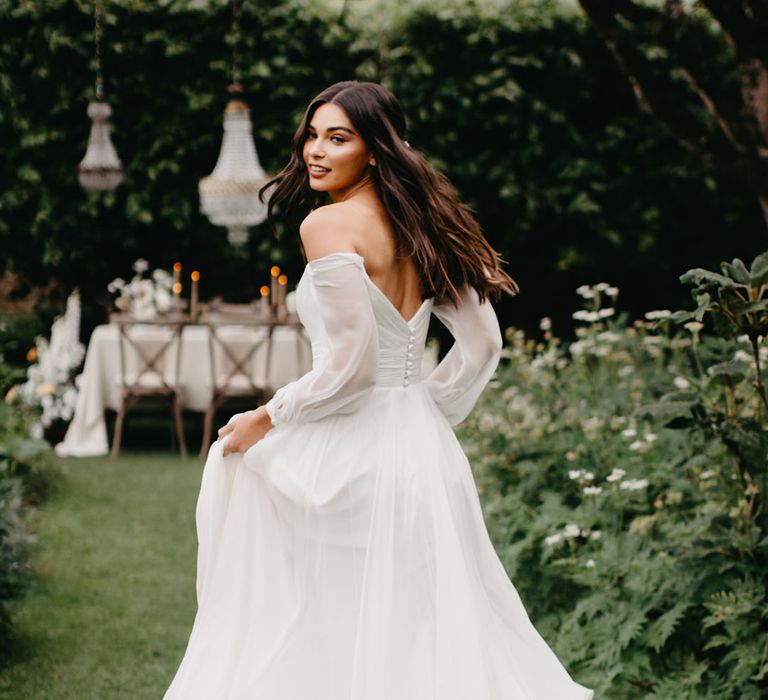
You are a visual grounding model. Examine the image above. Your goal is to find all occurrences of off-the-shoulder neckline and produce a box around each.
[306,251,365,268]
[306,251,433,326]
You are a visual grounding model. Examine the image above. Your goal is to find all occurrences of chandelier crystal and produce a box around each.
[199,95,269,246]
[78,100,123,191]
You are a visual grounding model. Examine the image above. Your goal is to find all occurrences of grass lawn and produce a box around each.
[0,452,202,699]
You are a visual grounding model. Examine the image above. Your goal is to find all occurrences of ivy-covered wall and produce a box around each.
[0,0,764,337]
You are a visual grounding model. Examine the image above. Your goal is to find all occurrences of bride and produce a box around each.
[164,80,593,700]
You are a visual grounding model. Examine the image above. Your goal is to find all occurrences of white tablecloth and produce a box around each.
[55,323,310,457]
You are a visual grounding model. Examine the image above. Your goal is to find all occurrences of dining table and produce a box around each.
[55,317,312,457]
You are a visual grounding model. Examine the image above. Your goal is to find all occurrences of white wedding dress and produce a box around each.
[164,252,593,700]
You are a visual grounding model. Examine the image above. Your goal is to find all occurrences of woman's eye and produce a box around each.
[331,136,346,144]
[306,132,317,139]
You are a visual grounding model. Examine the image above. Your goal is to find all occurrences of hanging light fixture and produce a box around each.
[199,0,269,246]
[78,0,123,192]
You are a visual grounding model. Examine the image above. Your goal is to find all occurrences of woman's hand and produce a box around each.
[217,406,274,456]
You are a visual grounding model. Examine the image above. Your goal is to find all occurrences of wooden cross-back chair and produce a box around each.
[111,317,188,458]
[199,315,275,457]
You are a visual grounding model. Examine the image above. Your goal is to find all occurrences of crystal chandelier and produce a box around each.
[78,0,123,192]
[199,2,269,246]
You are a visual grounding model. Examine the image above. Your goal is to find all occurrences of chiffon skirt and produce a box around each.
[164,384,593,700]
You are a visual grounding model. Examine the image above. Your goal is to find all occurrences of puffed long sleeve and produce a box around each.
[423,285,503,427]
[264,254,379,426]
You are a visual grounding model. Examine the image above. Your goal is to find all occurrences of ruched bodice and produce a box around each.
[294,253,434,388]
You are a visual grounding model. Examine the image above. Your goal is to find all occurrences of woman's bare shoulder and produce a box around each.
[300,202,369,261]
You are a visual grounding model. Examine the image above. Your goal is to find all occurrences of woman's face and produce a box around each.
[302,101,375,202]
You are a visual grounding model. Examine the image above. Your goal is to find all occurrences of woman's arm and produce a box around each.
[220,209,377,454]
[423,285,502,427]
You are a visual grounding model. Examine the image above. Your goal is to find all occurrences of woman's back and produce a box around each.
[303,197,428,323]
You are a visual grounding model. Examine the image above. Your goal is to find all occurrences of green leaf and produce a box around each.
[748,251,768,286]
[707,360,746,386]
[722,258,750,285]
[646,601,691,652]
[680,268,737,289]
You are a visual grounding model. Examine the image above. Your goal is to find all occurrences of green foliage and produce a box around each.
[0,356,57,663]
[0,316,44,392]
[461,253,768,697]
[0,0,764,337]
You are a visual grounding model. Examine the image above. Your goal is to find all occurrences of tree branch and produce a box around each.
[578,0,715,156]
[679,67,743,151]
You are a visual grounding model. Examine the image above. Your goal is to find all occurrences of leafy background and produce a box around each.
[0,0,764,338]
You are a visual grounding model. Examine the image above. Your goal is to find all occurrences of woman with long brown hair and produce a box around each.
[165,81,592,699]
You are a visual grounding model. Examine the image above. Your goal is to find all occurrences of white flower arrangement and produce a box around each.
[13,291,85,440]
[108,258,173,320]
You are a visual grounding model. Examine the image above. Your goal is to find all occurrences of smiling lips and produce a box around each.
[308,164,331,177]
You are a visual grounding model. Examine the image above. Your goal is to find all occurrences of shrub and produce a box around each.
[0,351,58,662]
[462,252,768,697]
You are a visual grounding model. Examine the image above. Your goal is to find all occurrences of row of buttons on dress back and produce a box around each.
[403,330,416,387]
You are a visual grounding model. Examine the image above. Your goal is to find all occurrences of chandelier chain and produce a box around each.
[94,0,104,100]
[231,0,242,89]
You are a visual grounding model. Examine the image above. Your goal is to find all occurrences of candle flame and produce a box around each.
[260,285,270,297]
[173,261,182,272]
[270,265,280,277]
[191,271,200,281]
[278,274,288,285]
[172,282,182,294]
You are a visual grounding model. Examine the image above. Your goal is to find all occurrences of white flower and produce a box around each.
[733,350,752,364]
[152,268,172,286]
[568,469,583,480]
[684,321,704,334]
[576,285,595,299]
[569,339,593,357]
[643,432,657,443]
[582,416,603,432]
[629,440,649,452]
[29,421,44,440]
[598,308,615,319]
[673,377,691,390]
[563,524,581,539]
[155,287,173,314]
[583,486,603,496]
[545,533,563,546]
[597,331,621,343]
[575,311,600,324]
[606,468,626,482]
[620,478,649,491]
[107,277,126,293]
[132,258,150,274]
[645,309,672,320]
[605,286,619,297]
[585,559,596,568]
[583,471,595,482]
[539,317,552,331]
[699,469,716,481]
[589,530,602,540]
[566,450,578,462]
[621,428,637,438]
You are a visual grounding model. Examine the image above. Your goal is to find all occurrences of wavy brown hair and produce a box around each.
[262,80,518,305]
